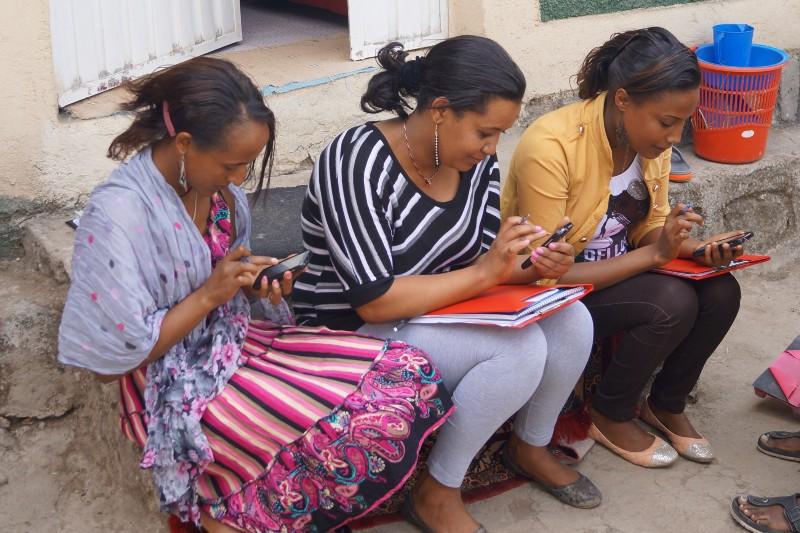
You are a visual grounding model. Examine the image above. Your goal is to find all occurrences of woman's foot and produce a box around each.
[732,494,800,533]
[408,471,481,533]
[506,434,578,486]
[640,398,713,463]
[758,431,800,462]
[505,435,602,508]
[590,407,655,452]
[647,400,701,438]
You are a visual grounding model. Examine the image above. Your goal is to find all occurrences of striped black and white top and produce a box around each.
[292,123,502,330]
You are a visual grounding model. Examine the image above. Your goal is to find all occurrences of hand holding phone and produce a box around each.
[691,231,753,257]
[252,251,310,290]
[522,222,574,269]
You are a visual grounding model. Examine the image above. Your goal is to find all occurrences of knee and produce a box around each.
[700,274,741,316]
[645,279,699,334]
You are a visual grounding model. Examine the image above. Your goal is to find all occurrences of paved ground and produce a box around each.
[4,125,799,532]
[364,265,800,533]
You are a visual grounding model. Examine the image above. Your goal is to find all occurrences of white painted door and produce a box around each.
[50,0,242,107]
[347,0,448,61]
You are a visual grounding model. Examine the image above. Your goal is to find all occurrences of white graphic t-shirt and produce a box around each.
[577,155,650,262]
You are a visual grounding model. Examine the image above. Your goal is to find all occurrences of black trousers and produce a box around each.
[582,272,741,421]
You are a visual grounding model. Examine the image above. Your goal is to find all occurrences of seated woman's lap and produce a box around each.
[581,272,741,420]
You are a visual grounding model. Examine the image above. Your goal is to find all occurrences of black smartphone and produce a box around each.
[691,231,753,257]
[252,251,310,290]
[521,222,574,269]
[541,222,574,248]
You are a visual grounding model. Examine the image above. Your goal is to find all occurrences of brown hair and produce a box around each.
[576,27,700,102]
[108,56,276,194]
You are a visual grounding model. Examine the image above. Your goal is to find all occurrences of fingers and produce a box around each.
[529,243,574,273]
[268,279,282,305]
[225,245,252,262]
[249,255,280,266]
[281,270,294,295]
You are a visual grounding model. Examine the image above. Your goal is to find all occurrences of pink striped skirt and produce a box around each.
[119,322,451,532]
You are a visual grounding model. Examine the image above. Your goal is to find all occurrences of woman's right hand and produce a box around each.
[477,216,547,284]
[652,204,703,265]
[199,246,261,309]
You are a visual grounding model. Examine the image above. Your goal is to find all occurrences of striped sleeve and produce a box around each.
[481,160,502,250]
[311,127,395,308]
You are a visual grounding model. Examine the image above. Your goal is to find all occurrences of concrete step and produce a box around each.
[22,123,800,284]
[0,260,163,533]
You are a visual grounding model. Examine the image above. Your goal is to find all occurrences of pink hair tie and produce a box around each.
[162,100,176,137]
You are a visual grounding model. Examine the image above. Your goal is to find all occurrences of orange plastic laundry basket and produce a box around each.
[691,43,788,164]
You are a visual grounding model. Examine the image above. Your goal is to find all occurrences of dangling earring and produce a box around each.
[434,123,440,168]
[615,115,629,147]
[178,154,188,193]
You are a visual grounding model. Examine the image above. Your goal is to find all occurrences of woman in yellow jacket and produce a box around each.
[502,27,745,468]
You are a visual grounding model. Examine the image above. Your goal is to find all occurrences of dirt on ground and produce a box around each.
[0,255,797,533]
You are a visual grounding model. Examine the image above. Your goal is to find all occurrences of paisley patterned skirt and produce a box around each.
[119,322,452,532]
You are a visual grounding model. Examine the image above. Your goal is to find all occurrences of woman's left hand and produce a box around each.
[529,241,576,280]
[693,231,745,267]
[243,256,296,303]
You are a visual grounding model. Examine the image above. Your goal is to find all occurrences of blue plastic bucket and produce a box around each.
[696,43,789,69]
[713,23,754,66]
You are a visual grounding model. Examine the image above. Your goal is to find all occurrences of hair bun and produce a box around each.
[400,57,424,92]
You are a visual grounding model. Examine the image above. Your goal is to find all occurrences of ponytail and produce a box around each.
[576,27,700,101]
[108,57,276,195]
[360,42,417,118]
[361,35,526,117]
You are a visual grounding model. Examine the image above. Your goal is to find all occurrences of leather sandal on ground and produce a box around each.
[669,146,694,182]
[639,398,713,463]
[588,422,678,468]
[401,497,488,533]
[730,494,800,533]
[501,443,602,508]
[757,431,800,462]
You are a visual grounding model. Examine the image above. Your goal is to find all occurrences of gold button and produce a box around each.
[579,237,588,242]
[652,203,659,208]
[578,125,585,135]
[653,184,660,192]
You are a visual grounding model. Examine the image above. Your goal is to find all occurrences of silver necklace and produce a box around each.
[403,121,439,186]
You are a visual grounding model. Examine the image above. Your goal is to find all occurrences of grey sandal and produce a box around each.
[501,443,602,509]
[757,431,800,462]
[401,497,488,533]
[730,494,800,533]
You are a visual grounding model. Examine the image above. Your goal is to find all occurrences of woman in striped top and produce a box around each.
[293,37,600,532]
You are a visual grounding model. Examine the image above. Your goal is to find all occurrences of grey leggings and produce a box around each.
[358,301,594,488]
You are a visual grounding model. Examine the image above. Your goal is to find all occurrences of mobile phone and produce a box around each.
[541,222,574,248]
[252,251,310,289]
[691,231,753,257]
[521,222,574,269]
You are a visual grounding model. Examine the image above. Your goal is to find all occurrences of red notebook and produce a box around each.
[652,254,770,280]
[407,284,593,328]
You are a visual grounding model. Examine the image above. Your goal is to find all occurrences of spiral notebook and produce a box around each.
[407,284,593,328]
[652,254,770,280]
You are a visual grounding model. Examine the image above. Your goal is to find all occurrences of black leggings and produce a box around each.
[582,272,741,421]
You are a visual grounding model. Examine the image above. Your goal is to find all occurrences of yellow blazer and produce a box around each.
[501,92,672,261]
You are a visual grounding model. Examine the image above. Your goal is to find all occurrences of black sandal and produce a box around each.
[757,431,800,462]
[730,494,800,533]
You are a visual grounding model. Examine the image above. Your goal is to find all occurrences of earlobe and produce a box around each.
[614,88,631,112]
[176,132,193,155]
